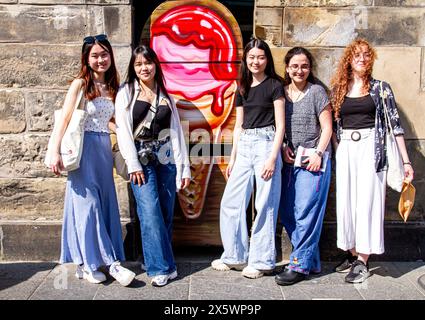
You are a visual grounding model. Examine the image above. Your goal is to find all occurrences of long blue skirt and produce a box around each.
[59,131,125,272]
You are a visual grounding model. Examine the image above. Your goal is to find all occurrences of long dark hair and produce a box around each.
[124,45,170,108]
[76,37,119,102]
[239,38,282,98]
[283,47,317,86]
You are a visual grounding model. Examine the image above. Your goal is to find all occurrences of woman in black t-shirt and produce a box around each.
[211,39,285,279]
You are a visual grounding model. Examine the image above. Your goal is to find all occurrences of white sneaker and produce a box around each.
[109,261,136,287]
[150,270,178,287]
[75,265,106,284]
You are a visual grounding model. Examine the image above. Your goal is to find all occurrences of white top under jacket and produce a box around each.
[115,80,191,190]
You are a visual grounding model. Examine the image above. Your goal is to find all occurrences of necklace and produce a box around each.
[93,80,107,89]
[139,83,156,101]
[290,83,307,102]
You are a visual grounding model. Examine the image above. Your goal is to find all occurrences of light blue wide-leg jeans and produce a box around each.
[220,126,282,270]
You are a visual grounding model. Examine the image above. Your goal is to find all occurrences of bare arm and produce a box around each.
[306,105,332,172]
[49,79,84,175]
[226,107,244,178]
[108,116,116,133]
[261,97,285,180]
[395,135,414,182]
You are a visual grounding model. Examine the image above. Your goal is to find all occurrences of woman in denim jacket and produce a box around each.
[330,39,414,283]
[211,39,285,279]
[115,45,191,287]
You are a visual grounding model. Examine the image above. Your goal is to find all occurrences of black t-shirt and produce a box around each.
[133,100,171,139]
[235,77,284,129]
[340,94,376,129]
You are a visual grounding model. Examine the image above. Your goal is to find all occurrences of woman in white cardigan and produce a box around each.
[115,45,190,287]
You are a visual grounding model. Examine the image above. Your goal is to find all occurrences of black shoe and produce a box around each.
[275,268,306,286]
[334,253,357,273]
[344,260,370,283]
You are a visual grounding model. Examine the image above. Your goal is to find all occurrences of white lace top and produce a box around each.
[83,97,114,133]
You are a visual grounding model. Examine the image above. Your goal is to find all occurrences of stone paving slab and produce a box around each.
[280,284,364,300]
[383,262,425,298]
[354,262,425,300]
[29,264,100,300]
[189,275,283,300]
[1,260,425,300]
[0,262,55,300]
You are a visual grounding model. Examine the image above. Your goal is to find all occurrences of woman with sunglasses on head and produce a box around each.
[330,39,414,284]
[48,34,135,286]
[211,38,285,279]
[274,47,333,286]
[115,45,190,287]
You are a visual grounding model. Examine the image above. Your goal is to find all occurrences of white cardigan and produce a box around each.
[115,80,191,190]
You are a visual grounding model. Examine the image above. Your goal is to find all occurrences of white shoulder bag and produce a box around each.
[44,89,87,172]
[380,82,404,192]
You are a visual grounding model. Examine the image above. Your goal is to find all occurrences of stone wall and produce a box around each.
[0,1,132,224]
[256,0,425,260]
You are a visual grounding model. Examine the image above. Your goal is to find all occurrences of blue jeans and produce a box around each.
[131,140,177,277]
[219,126,282,270]
[280,158,331,274]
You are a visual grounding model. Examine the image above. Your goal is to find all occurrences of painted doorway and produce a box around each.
[128,0,254,253]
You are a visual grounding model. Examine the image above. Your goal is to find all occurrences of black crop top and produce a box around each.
[132,100,171,139]
[340,94,376,129]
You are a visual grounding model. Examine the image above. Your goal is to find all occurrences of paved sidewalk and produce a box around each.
[1,249,425,301]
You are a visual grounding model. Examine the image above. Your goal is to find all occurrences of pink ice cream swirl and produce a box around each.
[151,5,239,117]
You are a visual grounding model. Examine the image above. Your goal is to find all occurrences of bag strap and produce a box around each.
[74,89,84,111]
[380,81,393,135]
[133,85,161,140]
[133,121,146,139]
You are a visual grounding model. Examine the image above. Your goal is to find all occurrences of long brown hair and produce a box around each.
[75,37,119,102]
[330,38,377,118]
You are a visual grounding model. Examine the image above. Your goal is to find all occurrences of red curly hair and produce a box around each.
[330,39,377,118]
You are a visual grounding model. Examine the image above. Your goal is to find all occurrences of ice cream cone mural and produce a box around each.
[143,0,242,219]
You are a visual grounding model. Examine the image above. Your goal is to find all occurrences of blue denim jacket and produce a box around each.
[335,78,405,172]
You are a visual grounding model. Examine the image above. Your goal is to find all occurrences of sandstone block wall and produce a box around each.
[0,1,132,222]
[255,0,425,226]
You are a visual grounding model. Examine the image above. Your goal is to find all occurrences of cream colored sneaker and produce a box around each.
[211,259,246,271]
[241,266,273,279]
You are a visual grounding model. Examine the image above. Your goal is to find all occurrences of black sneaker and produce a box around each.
[344,260,370,283]
[334,253,357,273]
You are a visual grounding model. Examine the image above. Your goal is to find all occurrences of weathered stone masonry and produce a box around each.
[0,0,132,260]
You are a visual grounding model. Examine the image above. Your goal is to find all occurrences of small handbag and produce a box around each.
[44,89,87,172]
[398,181,415,222]
[113,120,149,180]
[380,82,404,192]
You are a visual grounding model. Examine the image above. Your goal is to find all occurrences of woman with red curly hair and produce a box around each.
[330,39,414,283]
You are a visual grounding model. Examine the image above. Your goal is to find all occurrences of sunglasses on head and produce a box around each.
[83,34,108,44]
